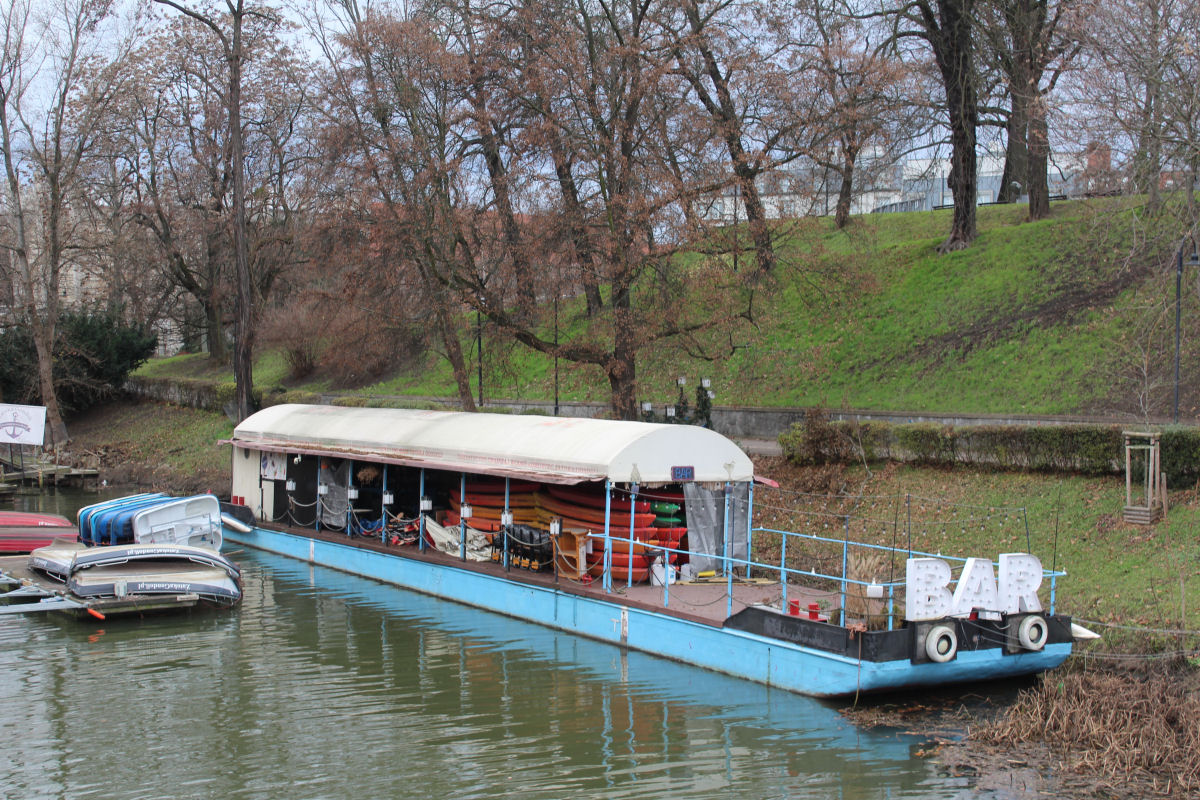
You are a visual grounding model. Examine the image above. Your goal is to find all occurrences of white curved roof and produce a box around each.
[231,404,753,485]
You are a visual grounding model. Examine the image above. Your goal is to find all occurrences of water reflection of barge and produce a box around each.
[224,404,1079,697]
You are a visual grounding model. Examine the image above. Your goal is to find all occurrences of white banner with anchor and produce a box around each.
[0,404,47,446]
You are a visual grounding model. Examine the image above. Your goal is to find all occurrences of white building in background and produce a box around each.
[700,148,1090,224]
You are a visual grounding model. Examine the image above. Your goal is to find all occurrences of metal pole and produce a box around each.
[477,311,483,408]
[1176,244,1183,423]
[554,288,560,417]
[724,483,733,618]
[626,483,636,589]
[603,480,613,593]
[745,481,754,580]
[418,468,426,552]
[459,473,467,560]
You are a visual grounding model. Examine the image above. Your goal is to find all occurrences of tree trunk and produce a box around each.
[1026,98,1051,220]
[605,318,638,420]
[435,295,476,412]
[683,2,777,273]
[229,3,255,420]
[30,320,68,446]
[734,165,776,273]
[932,0,979,252]
[547,128,603,315]
[204,296,226,362]
[998,102,1028,203]
[997,0,1033,204]
[834,142,859,229]
[473,98,535,311]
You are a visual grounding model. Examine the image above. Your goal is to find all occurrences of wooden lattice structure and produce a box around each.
[1123,431,1166,525]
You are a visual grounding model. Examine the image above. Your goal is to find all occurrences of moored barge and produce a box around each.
[223,403,1081,697]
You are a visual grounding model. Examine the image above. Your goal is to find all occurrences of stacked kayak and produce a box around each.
[0,511,74,554]
[77,494,224,549]
[541,484,687,583]
[436,480,689,583]
[0,493,245,618]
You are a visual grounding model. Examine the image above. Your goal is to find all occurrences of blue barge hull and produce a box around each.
[223,524,1072,698]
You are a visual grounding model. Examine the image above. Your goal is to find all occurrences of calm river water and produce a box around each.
[0,488,995,799]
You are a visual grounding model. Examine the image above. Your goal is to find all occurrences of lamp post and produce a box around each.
[1174,235,1200,423]
[553,285,559,416]
[476,307,483,408]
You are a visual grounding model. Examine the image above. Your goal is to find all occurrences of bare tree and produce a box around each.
[0,0,133,444]
[804,1,921,228]
[312,2,481,409]
[664,0,809,272]
[978,0,1080,219]
[872,0,981,251]
[1067,0,1198,214]
[152,0,273,421]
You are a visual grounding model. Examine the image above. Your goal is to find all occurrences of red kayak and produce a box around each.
[463,479,542,495]
[0,527,76,554]
[442,511,503,532]
[0,511,72,528]
[546,485,651,513]
[586,550,675,570]
[538,494,657,528]
[450,490,540,509]
[0,511,75,553]
[585,561,650,584]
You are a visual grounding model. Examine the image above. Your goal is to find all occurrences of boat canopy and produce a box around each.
[230,404,754,486]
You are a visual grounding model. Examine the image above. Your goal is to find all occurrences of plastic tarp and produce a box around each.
[231,404,754,486]
[683,483,750,575]
[319,461,351,529]
[424,516,491,561]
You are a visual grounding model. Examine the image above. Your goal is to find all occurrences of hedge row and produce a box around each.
[778,411,1200,483]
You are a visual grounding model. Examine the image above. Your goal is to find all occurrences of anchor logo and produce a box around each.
[0,412,31,440]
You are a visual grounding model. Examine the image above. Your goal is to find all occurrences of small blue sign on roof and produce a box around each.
[670,466,695,482]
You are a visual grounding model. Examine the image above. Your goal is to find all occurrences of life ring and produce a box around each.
[1017,615,1048,651]
[925,624,958,663]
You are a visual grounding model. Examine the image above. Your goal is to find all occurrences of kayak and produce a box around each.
[449,490,540,509]
[545,485,651,513]
[538,494,657,528]
[0,511,72,528]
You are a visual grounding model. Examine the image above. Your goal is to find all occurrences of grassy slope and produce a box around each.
[137,198,1183,416]
[123,200,1200,638]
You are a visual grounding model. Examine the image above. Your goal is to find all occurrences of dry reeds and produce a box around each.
[975,666,1200,796]
[844,548,892,630]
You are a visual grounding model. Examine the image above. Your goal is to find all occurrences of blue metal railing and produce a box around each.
[595,520,1065,630]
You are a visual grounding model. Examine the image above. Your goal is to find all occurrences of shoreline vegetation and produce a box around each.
[61,398,1200,797]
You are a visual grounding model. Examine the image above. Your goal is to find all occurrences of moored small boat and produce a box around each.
[0,511,73,528]
[0,494,243,619]
[0,511,75,554]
